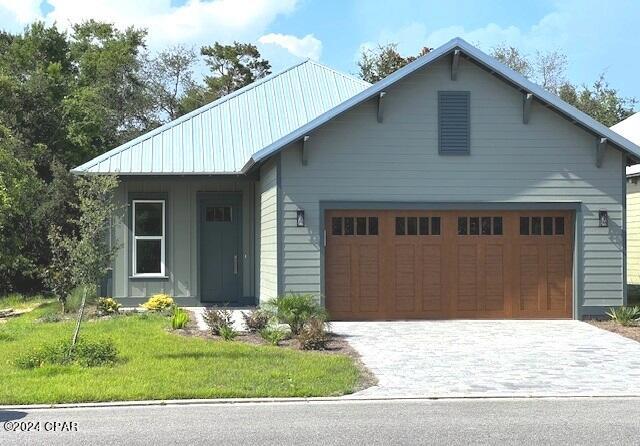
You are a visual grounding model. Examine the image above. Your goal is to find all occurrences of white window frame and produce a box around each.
[132,199,165,277]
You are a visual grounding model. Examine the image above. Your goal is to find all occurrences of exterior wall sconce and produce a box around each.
[297,210,305,227]
[599,210,608,227]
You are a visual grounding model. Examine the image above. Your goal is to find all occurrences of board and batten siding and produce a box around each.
[257,158,279,302]
[112,176,256,305]
[278,56,625,317]
[627,178,640,285]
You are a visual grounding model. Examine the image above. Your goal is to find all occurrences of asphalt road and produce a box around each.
[2,398,640,445]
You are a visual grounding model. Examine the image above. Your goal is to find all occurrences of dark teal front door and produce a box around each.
[199,194,242,305]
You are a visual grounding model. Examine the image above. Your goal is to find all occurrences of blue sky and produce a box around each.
[1,0,638,103]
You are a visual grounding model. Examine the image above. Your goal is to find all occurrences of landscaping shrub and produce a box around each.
[97,297,121,316]
[297,317,330,350]
[265,294,328,335]
[606,306,640,326]
[141,294,174,312]
[242,309,270,333]
[171,307,190,329]
[219,324,238,341]
[260,325,287,346]
[202,308,234,335]
[15,338,119,369]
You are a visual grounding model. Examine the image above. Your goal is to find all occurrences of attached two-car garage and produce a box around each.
[325,209,573,320]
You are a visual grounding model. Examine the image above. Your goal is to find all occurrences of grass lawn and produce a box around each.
[0,299,361,404]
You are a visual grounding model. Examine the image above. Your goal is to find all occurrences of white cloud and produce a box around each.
[0,0,41,24]
[0,0,298,52]
[258,33,322,60]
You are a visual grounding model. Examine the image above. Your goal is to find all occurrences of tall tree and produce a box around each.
[180,42,271,113]
[145,45,198,120]
[491,44,635,125]
[357,43,431,83]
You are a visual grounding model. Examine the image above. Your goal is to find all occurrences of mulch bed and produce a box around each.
[588,320,640,343]
[173,314,377,392]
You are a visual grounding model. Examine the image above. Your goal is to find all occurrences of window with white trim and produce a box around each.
[132,200,165,276]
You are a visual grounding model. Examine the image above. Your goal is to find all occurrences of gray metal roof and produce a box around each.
[247,37,640,170]
[72,59,370,175]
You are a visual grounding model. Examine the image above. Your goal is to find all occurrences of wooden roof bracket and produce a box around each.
[596,137,607,168]
[377,91,386,123]
[451,49,460,81]
[301,135,310,166]
[523,93,533,124]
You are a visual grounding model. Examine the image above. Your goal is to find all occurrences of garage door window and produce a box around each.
[396,216,441,236]
[458,216,503,235]
[520,216,566,236]
[332,216,378,236]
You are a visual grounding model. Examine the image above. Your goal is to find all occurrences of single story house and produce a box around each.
[611,113,640,285]
[73,38,640,320]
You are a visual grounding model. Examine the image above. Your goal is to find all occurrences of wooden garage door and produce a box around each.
[325,210,573,320]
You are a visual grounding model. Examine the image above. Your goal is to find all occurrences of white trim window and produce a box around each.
[132,200,165,277]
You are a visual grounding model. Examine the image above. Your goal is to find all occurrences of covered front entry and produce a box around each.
[199,193,243,305]
[325,209,573,320]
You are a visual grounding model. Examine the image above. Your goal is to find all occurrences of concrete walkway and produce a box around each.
[332,320,640,398]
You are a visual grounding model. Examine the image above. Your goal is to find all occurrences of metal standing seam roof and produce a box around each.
[71,59,370,175]
[246,37,640,171]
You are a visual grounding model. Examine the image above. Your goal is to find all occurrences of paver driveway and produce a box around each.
[332,320,640,398]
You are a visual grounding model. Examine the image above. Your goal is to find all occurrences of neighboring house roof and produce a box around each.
[247,37,640,172]
[74,37,640,176]
[610,113,640,177]
[71,59,370,175]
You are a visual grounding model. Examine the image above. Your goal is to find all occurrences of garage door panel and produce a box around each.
[325,210,573,320]
[326,244,352,314]
[357,244,380,313]
[421,245,444,313]
[484,244,505,312]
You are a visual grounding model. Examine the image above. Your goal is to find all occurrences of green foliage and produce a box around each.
[265,294,328,336]
[219,324,238,341]
[357,43,431,83]
[97,297,121,316]
[0,127,45,293]
[202,308,234,335]
[606,306,640,326]
[297,317,330,351]
[15,337,119,369]
[260,325,287,346]
[141,294,174,312]
[180,42,271,113]
[170,307,190,329]
[242,309,270,333]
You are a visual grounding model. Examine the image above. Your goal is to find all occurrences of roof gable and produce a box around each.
[247,38,640,171]
[72,60,370,175]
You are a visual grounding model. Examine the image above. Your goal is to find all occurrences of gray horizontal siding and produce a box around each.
[278,56,624,314]
[257,158,278,302]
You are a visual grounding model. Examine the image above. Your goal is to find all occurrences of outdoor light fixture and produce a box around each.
[599,210,609,227]
[297,210,305,227]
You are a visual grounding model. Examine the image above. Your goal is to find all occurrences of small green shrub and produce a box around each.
[260,325,287,346]
[202,308,234,335]
[171,307,190,329]
[15,338,119,369]
[242,309,270,333]
[219,324,238,341]
[297,317,330,350]
[265,294,328,335]
[141,294,174,311]
[97,297,121,316]
[606,306,640,326]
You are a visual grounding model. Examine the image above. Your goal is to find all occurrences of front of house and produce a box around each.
[74,38,640,320]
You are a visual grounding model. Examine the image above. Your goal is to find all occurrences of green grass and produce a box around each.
[0,293,49,311]
[0,300,360,404]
